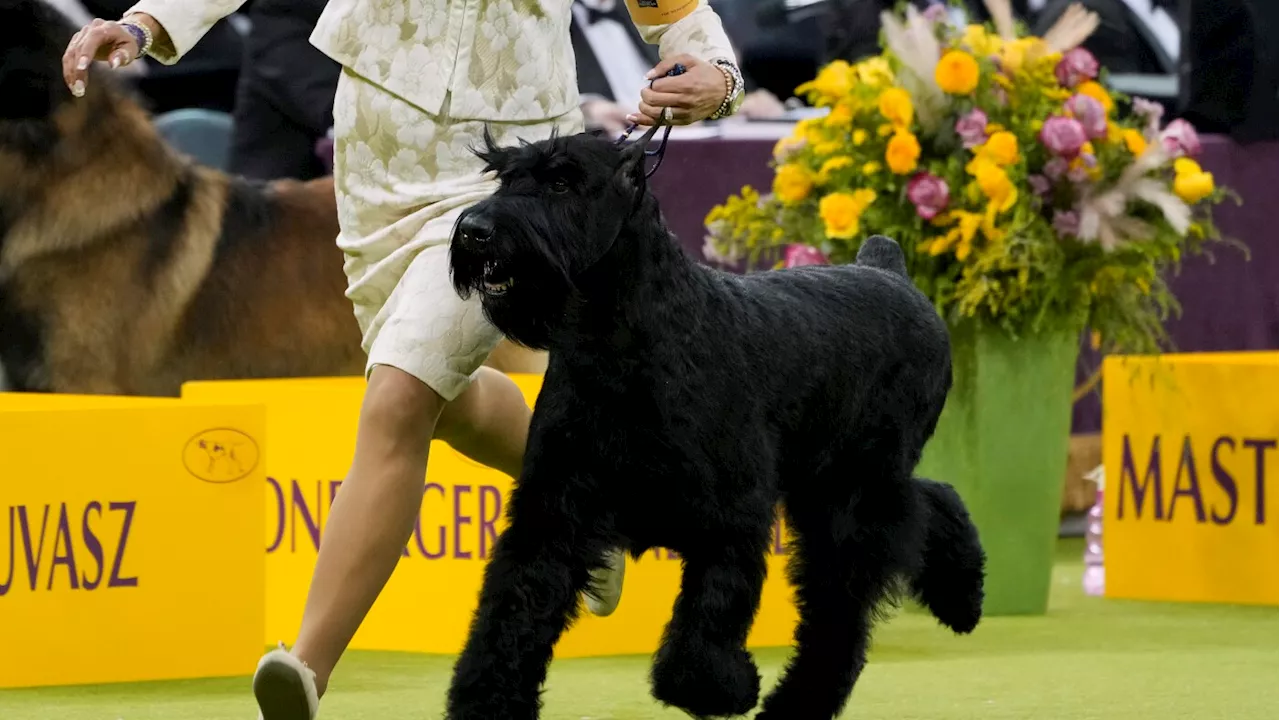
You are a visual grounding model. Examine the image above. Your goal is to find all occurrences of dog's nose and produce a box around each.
[458,213,494,243]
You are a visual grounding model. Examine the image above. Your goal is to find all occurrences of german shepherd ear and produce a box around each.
[0,0,72,121]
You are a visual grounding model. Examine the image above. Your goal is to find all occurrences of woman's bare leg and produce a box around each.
[287,365,446,695]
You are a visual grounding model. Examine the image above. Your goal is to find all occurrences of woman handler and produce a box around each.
[62,0,745,718]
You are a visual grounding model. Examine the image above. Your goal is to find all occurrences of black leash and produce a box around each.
[614,63,685,178]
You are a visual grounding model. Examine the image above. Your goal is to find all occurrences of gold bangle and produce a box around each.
[118,16,154,58]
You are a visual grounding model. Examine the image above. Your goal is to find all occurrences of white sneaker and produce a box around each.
[253,644,319,720]
[584,547,626,617]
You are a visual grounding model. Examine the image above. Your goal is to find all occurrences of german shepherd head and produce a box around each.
[0,0,368,395]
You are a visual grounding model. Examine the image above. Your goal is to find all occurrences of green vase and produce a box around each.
[914,322,1080,616]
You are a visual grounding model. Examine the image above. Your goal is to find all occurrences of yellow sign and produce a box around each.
[0,397,266,688]
[623,0,698,27]
[182,376,799,657]
[1102,352,1278,606]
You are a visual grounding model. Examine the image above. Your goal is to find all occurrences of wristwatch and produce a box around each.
[708,57,745,120]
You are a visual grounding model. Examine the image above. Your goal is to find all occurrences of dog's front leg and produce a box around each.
[650,538,769,718]
[445,477,600,720]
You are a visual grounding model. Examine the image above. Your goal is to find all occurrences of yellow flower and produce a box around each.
[1173,158,1201,176]
[877,123,895,137]
[969,157,1017,212]
[814,140,843,156]
[935,50,980,94]
[1077,81,1114,113]
[852,129,868,146]
[795,60,855,104]
[961,24,1003,55]
[1122,128,1147,156]
[885,131,921,174]
[823,102,854,128]
[818,156,854,183]
[1172,160,1215,204]
[1106,122,1123,144]
[861,161,881,175]
[773,164,813,204]
[1000,37,1053,76]
[929,210,984,260]
[796,118,825,145]
[819,189,877,239]
[877,87,914,128]
[855,57,895,87]
[974,131,1019,166]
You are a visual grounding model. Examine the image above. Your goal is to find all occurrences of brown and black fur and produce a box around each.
[0,0,542,395]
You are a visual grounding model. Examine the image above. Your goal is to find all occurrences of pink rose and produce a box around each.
[1159,118,1202,158]
[1039,115,1087,158]
[1053,209,1081,237]
[1028,174,1052,197]
[907,172,950,220]
[1065,94,1107,140]
[784,244,830,267]
[1054,47,1099,88]
[955,108,989,149]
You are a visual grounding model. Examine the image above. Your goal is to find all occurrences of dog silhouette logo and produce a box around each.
[183,428,260,483]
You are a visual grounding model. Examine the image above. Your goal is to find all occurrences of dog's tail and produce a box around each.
[906,477,985,634]
[854,234,908,277]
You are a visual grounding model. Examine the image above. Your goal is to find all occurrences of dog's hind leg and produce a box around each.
[650,532,770,718]
[757,448,923,720]
[906,477,985,634]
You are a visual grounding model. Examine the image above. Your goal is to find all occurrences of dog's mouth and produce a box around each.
[482,260,514,296]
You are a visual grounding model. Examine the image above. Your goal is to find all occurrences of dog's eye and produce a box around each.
[550,177,569,194]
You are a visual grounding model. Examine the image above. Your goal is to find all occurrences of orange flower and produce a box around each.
[885,131,921,174]
[935,50,980,94]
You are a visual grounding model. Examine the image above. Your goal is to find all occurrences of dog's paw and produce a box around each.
[651,641,760,717]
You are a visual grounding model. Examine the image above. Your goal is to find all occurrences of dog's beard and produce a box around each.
[449,226,574,351]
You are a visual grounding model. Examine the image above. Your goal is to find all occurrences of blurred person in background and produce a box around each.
[62,1,746,720]
[227,0,339,180]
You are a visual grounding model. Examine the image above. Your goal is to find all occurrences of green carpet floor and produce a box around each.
[2,540,1275,720]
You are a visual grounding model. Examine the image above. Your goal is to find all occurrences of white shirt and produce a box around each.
[572,0,656,114]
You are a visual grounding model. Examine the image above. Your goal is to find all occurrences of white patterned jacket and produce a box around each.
[125,0,737,122]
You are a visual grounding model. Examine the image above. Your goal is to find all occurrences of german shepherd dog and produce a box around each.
[0,0,543,396]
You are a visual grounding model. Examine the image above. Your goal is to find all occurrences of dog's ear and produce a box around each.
[615,124,659,194]
[470,124,507,172]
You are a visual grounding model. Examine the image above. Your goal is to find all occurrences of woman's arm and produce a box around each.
[624,0,736,65]
[122,0,250,64]
[62,0,246,96]
[622,0,744,126]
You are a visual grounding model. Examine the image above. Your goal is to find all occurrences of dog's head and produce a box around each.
[0,0,80,125]
[449,126,659,349]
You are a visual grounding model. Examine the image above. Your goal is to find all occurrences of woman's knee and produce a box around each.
[360,364,446,449]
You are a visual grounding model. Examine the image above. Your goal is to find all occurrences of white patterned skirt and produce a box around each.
[331,67,583,400]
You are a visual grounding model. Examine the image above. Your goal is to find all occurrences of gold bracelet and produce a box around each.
[118,16,154,59]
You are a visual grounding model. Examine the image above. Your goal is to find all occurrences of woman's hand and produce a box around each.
[61,15,155,97]
[630,54,728,127]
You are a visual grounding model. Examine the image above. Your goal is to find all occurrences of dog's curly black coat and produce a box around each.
[445,126,986,720]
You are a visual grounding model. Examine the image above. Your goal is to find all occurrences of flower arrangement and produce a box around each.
[703,1,1235,354]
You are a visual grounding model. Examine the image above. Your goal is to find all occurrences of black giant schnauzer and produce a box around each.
[444,126,986,720]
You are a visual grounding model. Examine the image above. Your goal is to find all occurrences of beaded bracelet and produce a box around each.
[118,17,153,60]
